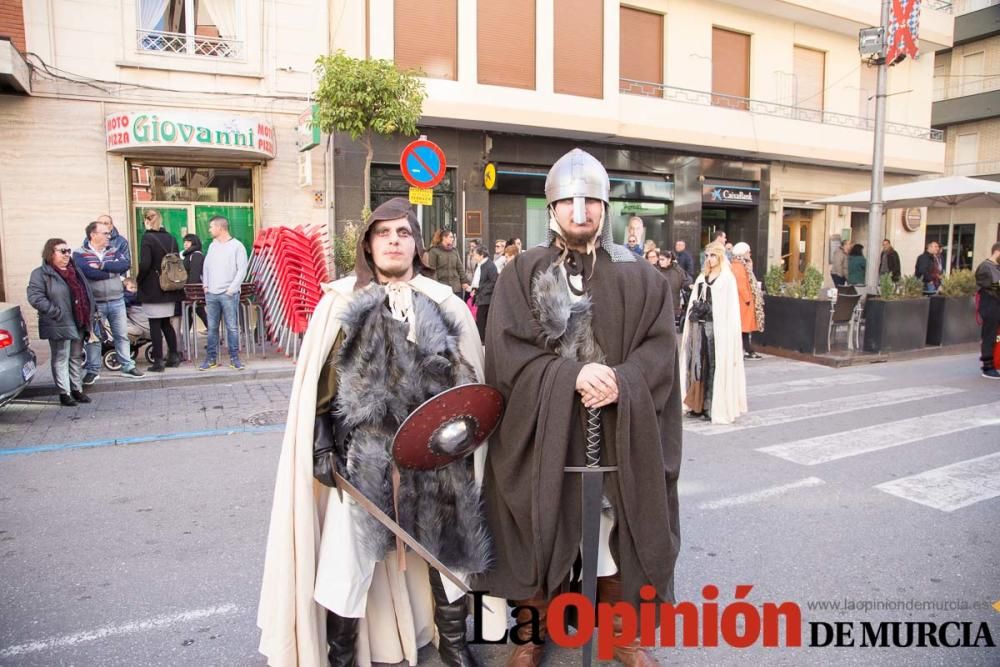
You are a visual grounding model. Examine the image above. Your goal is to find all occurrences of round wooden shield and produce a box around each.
[392,384,504,471]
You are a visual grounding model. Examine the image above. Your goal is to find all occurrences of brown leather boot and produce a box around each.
[505,593,548,667]
[597,576,658,667]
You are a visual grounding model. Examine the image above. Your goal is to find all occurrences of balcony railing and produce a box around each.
[933,74,1000,101]
[952,0,999,15]
[946,159,1000,176]
[136,29,244,60]
[619,79,944,142]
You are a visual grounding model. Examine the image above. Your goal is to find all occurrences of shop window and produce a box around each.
[137,0,245,60]
[135,165,252,203]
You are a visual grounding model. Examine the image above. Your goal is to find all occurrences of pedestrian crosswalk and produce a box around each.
[875,452,1000,512]
[684,363,1000,512]
[756,402,1000,465]
[685,385,962,436]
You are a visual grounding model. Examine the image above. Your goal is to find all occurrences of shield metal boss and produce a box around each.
[392,384,504,471]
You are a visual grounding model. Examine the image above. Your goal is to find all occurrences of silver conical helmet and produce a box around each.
[544,148,610,206]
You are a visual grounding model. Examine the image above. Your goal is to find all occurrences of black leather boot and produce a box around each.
[326,610,359,667]
[429,570,479,667]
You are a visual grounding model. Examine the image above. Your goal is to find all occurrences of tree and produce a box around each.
[314,51,426,218]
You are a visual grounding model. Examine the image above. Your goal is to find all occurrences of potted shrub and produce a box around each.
[761,265,833,354]
[926,269,979,345]
[862,274,930,353]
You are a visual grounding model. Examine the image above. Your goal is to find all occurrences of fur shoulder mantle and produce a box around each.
[332,284,491,574]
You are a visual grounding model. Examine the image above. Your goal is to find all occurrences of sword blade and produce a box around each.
[580,470,603,666]
[333,471,472,595]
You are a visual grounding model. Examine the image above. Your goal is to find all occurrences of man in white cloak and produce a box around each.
[257,198,504,667]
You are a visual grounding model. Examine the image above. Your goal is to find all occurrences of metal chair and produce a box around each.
[828,292,862,351]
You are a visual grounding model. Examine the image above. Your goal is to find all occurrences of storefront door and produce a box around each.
[128,162,257,263]
[370,165,456,249]
[926,223,975,272]
[134,204,255,259]
[782,213,811,281]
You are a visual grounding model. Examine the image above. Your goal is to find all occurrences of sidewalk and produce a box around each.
[757,341,980,368]
[20,340,298,398]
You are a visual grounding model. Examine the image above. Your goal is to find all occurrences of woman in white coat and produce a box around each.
[680,242,747,424]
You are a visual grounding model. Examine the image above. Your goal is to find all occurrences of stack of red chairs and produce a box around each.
[249,225,331,357]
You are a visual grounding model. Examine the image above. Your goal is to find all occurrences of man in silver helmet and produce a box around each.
[477,149,682,667]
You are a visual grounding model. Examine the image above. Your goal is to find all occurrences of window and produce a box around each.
[954,132,979,175]
[554,0,603,98]
[793,46,824,121]
[478,0,535,89]
[961,51,985,96]
[712,27,750,110]
[619,6,663,96]
[137,0,245,59]
[395,0,457,80]
[133,165,253,203]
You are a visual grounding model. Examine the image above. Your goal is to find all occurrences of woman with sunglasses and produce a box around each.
[26,238,97,406]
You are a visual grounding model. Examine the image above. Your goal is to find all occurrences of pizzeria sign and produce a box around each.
[105,111,277,159]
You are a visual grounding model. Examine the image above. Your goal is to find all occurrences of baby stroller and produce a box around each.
[96,310,154,371]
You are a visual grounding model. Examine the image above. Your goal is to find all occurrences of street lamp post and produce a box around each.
[866,0,892,292]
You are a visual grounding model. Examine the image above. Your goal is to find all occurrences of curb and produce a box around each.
[757,342,979,368]
[20,364,297,398]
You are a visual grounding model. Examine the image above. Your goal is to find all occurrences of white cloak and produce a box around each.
[257,274,502,667]
[679,264,748,425]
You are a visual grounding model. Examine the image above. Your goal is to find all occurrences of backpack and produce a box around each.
[152,234,187,291]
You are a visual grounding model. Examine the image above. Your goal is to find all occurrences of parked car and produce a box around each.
[0,303,37,407]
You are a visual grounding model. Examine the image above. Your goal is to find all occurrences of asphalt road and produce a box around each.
[1,353,998,666]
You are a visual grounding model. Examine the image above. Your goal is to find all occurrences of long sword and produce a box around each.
[332,471,472,594]
[565,405,616,666]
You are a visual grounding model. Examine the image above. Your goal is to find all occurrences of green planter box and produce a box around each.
[761,295,832,354]
[863,298,931,353]
[926,295,979,346]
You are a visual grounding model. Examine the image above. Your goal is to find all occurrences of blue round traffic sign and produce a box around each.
[400,139,446,189]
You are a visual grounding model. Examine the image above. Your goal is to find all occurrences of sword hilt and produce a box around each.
[585,407,601,468]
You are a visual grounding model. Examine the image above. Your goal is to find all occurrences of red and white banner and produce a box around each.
[886,0,921,65]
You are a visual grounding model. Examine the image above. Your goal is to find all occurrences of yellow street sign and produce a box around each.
[409,187,433,206]
[484,163,496,191]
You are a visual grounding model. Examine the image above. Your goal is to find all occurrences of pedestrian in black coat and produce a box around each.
[466,246,498,341]
[182,233,207,328]
[136,210,181,370]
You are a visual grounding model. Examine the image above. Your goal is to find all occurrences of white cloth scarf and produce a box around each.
[385,282,416,343]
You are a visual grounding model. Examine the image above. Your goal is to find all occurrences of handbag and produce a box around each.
[466,294,478,319]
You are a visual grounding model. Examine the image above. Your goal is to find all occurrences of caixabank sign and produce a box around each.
[703,183,759,206]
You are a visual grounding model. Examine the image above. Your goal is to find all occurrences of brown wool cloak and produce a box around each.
[475,245,682,608]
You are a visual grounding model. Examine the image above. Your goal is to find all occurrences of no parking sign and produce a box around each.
[400,138,446,190]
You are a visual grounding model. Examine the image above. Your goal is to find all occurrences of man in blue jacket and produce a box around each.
[74,220,144,382]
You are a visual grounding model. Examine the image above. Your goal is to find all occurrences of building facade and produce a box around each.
[0,0,330,330]
[931,0,1000,271]
[0,0,956,331]
[328,0,952,284]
